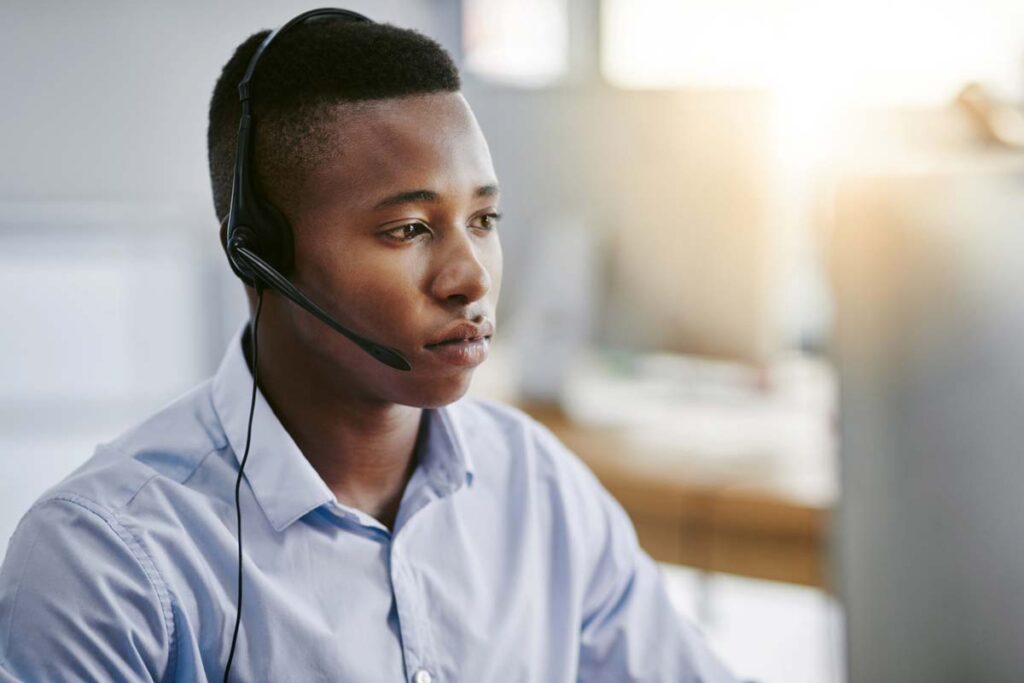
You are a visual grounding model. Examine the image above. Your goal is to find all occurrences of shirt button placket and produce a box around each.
[392,544,430,681]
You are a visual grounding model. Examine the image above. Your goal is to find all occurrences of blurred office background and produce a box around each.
[4,1,1024,681]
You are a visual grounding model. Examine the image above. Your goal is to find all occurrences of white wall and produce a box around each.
[0,0,458,203]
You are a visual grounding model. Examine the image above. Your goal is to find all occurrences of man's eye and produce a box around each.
[384,222,430,242]
[472,212,503,231]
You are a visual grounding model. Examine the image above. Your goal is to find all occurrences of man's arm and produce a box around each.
[0,495,171,682]
[572,467,738,683]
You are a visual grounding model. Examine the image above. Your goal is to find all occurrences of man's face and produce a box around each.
[266,92,503,408]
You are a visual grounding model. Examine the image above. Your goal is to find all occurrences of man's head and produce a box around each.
[208,17,502,409]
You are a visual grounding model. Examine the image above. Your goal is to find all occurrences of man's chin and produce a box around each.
[402,370,476,409]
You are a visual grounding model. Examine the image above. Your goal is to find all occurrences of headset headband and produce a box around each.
[221,8,410,372]
[225,8,372,287]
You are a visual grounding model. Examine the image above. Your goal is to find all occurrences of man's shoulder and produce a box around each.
[447,396,599,491]
[35,378,227,520]
[447,396,567,457]
[446,395,536,433]
[450,397,635,564]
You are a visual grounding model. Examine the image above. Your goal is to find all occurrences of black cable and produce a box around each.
[223,288,264,683]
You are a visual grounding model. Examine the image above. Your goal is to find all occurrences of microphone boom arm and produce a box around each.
[233,246,412,371]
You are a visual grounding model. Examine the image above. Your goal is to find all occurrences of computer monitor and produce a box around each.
[831,159,1024,682]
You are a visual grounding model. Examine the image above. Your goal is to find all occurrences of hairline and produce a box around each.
[255,90,467,215]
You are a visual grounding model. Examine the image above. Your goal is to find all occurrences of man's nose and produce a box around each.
[429,229,491,305]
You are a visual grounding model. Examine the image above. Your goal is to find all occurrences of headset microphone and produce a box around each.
[228,240,412,370]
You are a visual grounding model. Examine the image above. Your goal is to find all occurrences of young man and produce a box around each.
[0,14,738,683]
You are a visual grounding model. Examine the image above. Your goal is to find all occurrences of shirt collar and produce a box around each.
[210,323,476,531]
[423,400,476,494]
[211,324,335,532]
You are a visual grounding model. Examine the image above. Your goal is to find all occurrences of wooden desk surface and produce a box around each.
[519,403,834,589]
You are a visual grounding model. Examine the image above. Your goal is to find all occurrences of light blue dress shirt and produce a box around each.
[0,326,737,682]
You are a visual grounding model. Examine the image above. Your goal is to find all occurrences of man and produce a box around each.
[0,14,738,682]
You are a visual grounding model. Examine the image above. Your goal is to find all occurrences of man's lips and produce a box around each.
[427,336,491,347]
[423,319,494,368]
[424,320,495,348]
[423,336,491,367]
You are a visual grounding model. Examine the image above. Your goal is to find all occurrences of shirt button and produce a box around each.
[413,670,432,683]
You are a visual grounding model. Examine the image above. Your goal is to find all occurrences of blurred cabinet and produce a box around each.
[521,402,832,588]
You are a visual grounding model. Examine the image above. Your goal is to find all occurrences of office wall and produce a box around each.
[465,82,780,362]
[0,0,458,202]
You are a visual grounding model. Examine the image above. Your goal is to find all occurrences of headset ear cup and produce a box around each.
[227,191,294,286]
[221,216,253,286]
[258,198,294,276]
[226,225,260,287]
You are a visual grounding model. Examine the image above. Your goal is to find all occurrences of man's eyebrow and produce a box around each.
[372,184,500,210]
[373,189,438,210]
[475,183,500,199]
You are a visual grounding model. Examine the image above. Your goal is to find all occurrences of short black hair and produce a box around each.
[207,18,461,222]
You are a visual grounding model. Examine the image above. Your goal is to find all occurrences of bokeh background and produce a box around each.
[4,2,1024,681]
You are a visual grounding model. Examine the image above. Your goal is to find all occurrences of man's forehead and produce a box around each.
[295,92,496,211]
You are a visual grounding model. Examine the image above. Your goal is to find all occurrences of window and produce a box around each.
[462,0,569,87]
[602,0,1024,105]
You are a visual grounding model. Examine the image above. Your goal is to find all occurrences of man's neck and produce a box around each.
[244,325,423,529]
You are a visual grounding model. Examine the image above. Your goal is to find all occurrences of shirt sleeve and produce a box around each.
[572,466,739,683]
[0,495,172,682]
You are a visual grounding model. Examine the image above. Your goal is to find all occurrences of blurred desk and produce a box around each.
[520,402,833,589]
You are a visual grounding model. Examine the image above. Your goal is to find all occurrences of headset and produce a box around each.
[221,9,412,681]
[224,7,411,372]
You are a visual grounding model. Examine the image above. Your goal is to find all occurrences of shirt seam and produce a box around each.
[30,493,178,682]
[93,440,221,509]
[179,445,225,488]
[0,519,44,658]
